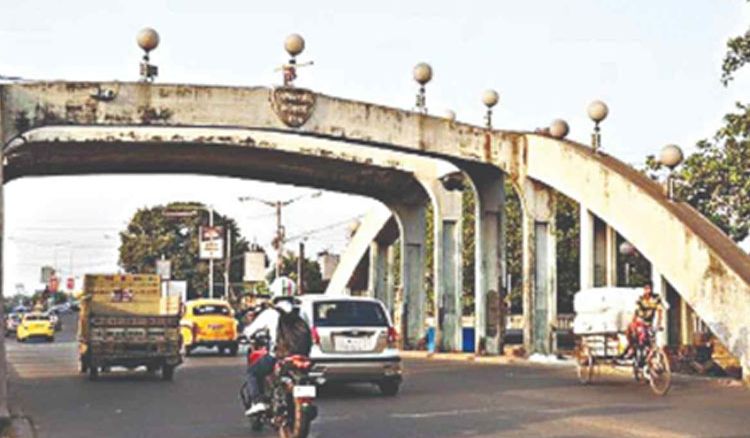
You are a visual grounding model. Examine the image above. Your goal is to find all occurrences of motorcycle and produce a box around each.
[240,329,322,438]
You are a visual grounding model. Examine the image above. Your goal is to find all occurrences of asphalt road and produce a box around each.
[6,313,750,438]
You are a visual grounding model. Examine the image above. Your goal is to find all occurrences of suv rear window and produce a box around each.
[313,301,388,327]
[193,305,231,316]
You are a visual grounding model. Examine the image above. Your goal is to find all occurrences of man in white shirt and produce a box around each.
[242,300,292,416]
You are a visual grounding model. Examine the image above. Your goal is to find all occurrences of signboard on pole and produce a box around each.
[270,276,296,297]
[156,259,172,280]
[66,277,75,290]
[199,226,224,260]
[243,251,267,282]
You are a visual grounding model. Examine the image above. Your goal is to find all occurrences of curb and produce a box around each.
[400,350,744,387]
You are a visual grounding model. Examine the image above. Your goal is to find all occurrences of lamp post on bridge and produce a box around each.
[413,62,432,114]
[659,144,684,201]
[482,89,499,129]
[587,100,609,153]
[136,28,160,82]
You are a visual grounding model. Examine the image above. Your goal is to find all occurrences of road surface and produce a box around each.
[6,313,750,437]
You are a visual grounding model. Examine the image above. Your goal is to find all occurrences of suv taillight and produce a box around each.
[311,326,321,345]
[387,326,398,348]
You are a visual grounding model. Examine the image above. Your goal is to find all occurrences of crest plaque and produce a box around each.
[270,87,317,128]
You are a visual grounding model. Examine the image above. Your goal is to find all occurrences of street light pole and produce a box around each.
[208,206,214,298]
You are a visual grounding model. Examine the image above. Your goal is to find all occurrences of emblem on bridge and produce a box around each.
[270,87,317,128]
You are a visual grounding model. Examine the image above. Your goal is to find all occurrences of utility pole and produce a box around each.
[225,227,232,300]
[208,206,214,298]
[297,240,305,295]
[238,191,321,280]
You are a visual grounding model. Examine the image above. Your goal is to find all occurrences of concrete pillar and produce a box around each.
[605,225,618,287]
[384,245,396,319]
[368,241,388,301]
[465,170,505,355]
[652,269,669,347]
[429,181,463,352]
[521,179,557,355]
[580,207,595,291]
[390,203,427,349]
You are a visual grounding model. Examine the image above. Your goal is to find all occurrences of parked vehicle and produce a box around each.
[240,329,320,438]
[5,313,22,336]
[180,299,239,356]
[295,295,402,396]
[16,312,55,342]
[78,274,181,381]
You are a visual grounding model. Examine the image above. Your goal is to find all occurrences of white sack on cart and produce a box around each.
[573,287,645,335]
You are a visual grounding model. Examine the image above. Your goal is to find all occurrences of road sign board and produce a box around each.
[156,259,171,280]
[199,226,224,260]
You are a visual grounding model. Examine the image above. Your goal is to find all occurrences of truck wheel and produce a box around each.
[162,364,175,381]
[146,365,159,374]
[228,344,239,356]
[88,366,99,381]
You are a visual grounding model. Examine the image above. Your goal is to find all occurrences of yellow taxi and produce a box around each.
[180,299,238,356]
[16,312,55,342]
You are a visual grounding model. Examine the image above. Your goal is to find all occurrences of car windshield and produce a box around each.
[193,305,231,316]
[25,315,49,321]
[313,301,388,327]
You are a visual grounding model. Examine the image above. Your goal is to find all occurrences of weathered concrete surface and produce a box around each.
[2,82,750,376]
[326,205,393,295]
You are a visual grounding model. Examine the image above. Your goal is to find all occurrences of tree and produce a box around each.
[646,104,750,243]
[267,250,325,294]
[721,2,750,86]
[118,202,250,299]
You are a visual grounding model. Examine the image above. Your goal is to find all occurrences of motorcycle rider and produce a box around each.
[242,298,312,416]
[623,282,664,359]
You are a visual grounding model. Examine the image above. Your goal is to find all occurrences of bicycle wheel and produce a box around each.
[647,347,671,396]
[576,344,595,384]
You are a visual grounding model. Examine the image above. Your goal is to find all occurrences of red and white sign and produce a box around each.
[66,277,75,290]
[199,226,224,260]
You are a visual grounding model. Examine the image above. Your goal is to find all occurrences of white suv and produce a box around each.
[295,295,402,396]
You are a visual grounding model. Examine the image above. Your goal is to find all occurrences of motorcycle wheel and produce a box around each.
[278,395,311,438]
[647,347,671,396]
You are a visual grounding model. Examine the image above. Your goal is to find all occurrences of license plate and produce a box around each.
[293,385,316,398]
[209,324,223,330]
[335,337,368,352]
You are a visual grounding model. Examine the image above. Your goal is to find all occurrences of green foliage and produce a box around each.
[721,2,750,86]
[505,183,524,313]
[555,193,580,313]
[267,251,325,294]
[645,103,750,243]
[118,202,250,299]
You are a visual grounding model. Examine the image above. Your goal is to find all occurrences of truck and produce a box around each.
[78,274,181,381]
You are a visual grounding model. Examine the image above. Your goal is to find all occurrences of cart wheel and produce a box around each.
[647,347,671,396]
[576,344,594,384]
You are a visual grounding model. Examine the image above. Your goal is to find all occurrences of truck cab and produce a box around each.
[180,299,239,356]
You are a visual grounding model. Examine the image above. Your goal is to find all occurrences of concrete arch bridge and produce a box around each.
[1,81,749,384]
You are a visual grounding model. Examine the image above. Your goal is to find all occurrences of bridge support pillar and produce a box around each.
[652,268,669,347]
[463,169,506,355]
[391,203,427,349]
[521,179,557,356]
[605,225,618,287]
[368,241,389,301]
[428,181,463,352]
[580,207,595,290]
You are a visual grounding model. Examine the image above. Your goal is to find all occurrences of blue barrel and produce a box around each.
[426,327,436,352]
[462,327,475,352]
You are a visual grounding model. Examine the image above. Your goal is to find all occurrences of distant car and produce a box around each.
[295,295,402,396]
[12,305,29,314]
[16,312,55,342]
[180,299,239,356]
[5,313,22,336]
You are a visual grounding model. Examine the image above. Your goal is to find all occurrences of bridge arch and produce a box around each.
[1,81,749,379]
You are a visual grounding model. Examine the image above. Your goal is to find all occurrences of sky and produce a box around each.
[1,0,748,294]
